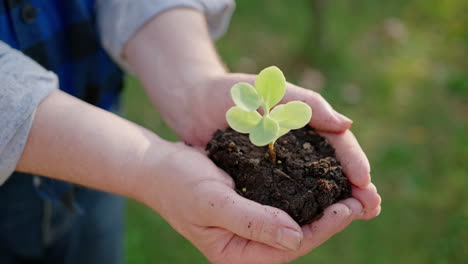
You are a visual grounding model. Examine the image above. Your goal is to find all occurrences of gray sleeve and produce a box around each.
[0,41,58,184]
[96,0,235,69]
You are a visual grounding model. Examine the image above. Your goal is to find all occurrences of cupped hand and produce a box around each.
[161,72,381,219]
[124,9,379,262]
[153,73,381,263]
[142,142,368,264]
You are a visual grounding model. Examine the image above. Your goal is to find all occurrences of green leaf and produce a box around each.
[226,106,262,133]
[249,116,279,146]
[271,127,290,145]
[270,101,312,129]
[254,66,286,110]
[230,82,262,111]
[277,127,290,139]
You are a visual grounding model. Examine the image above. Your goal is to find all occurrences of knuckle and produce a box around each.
[310,91,327,105]
[365,196,380,211]
[353,189,380,210]
[247,209,283,243]
[248,216,270,240]
[314,91,325,100]
[296,84,320,97]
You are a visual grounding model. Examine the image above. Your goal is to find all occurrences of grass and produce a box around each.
[122,0,468,263]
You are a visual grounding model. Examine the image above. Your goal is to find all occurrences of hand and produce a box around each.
[124,8,380,262]
[140,142,371,264]
[146,74,381,263]
[161,73,381,221]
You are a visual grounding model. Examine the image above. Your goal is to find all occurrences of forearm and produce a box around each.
[125,8,225,88]
[124,8,226,133]
[16,90,170,202]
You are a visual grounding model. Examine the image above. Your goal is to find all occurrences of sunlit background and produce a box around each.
[122,0,468,263]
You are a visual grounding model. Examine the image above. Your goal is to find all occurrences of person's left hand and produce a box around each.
[140,141,366,264]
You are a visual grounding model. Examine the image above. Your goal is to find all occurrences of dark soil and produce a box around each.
[206,126,351,225]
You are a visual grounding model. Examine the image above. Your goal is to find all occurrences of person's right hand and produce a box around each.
[138,142,376,264]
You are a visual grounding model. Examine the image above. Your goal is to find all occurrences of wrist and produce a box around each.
[132,139,182,212]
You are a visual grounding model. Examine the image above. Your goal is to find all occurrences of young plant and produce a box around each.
[226,66,312,162]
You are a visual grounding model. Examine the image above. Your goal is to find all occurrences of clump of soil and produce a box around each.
[206,126,351,225]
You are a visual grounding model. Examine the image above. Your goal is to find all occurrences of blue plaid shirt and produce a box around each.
[1,0,123,108]
[1,0,123,206]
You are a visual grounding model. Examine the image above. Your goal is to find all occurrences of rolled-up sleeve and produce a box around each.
[0,41,58,184]
[96,0,235,67]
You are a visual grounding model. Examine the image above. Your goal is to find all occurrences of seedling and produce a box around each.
[226,66,312,162]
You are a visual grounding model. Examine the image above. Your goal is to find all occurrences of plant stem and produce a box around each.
[268,142,276,163]
[262,103,270,116]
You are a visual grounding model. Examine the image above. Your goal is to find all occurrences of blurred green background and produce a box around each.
[122,0,468,263]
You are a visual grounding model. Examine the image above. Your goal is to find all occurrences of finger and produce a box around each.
[338,198,365,220]
[198,187,303,252]
[297,198,362,255]
[210,234,294,264]
[351,183,381,219]
[361,205,382,220]
[283,84,352,132]
[211,199,364,264]
[319,130,371,188]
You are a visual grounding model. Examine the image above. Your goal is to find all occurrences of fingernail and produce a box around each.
[334,111,353,124]
[276,228,302,251]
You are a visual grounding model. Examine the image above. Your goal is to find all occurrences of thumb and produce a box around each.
[204,189,303,251]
